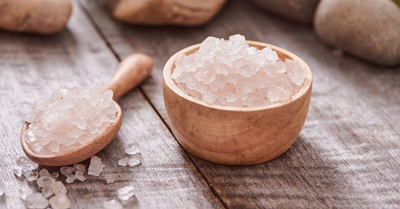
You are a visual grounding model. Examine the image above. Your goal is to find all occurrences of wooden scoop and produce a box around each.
[20,53,153,166]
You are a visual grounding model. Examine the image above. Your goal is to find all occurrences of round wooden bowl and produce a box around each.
[163,41,312,165]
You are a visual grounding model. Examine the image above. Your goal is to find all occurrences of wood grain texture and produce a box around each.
[82,0,400,208]
[0,1,224,208]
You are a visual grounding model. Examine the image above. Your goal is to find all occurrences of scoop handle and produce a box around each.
[101,53,153,100]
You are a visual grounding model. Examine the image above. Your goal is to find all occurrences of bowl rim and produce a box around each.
[163,40,313,112]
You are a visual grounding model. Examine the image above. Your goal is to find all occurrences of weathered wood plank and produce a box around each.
[82,0,400,208]
[0,1,224,208]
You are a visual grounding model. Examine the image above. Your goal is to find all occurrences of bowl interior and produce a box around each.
[163,40,313,112]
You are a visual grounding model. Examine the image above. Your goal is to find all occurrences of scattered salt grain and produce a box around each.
[25,193,49,209]
[37,176,56,188]
[103,200,123,209]
[104,175,115,184]
[65,175,76,184]
[73,164,85,174]
[128,155,141,167]
[23,86,117,155]
[19,187,33,200]
[118,157,129,166]
[117,186,135,202]
[23,170,38,181]
[51,182,67,195]
[60,167,74,177]
[17,157,38,171]
[49,194,70,209]
[14,166,23,177]
[75,172,86,181]
[39,168,51,177]
[88,155,105,176]
[125,142,141,155]
[172,34,307,107]
[41,187,53,198]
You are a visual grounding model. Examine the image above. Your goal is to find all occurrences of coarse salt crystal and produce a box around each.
[25,193,49,209]
[49,194,70,209]
[118,157,130,166]
[88,155,105,176]
[128,155,141,167]
[125,142,141,155]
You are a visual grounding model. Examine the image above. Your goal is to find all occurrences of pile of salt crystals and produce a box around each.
[24,86,118,155]
[172,34,307,107]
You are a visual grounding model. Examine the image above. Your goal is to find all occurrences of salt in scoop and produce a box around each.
[21,53,153,166]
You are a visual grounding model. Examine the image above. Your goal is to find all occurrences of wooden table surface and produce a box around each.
[1,0,400,208]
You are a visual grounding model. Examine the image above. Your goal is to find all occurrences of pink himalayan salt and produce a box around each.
[24,86,117,155]
[172,34,307,107]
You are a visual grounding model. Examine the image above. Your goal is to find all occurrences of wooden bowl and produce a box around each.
[163,41,312,165]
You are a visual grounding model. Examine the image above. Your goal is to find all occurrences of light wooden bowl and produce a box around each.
[163,41,312,165]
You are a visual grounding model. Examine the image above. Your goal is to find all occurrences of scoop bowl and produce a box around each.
[163,41,312,165]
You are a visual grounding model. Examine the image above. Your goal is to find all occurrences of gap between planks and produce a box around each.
[77,2,230,209]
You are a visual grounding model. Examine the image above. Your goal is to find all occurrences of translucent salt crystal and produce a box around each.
[0,180,5,196]
[37,176,56,188]
[104,175,115,184]
[73,164,85,173]
[23,86,117,155]
[39,168,51,177]
[125,142,141,155]
[201,92,218,104]
[14,166,23,177]
[118,157,130,166]
[25,193,49,209]
[41,187,53,198]
[17,156,38,171]
[88,155,105,176]
[51,172,60,179]
[60,167,74,177]
[103,200,123,209]
[65,175,76,184]
[287,67,307,86]
[267,86,291,102]
[239,64,255,77]
[19,187,33,200]
[51,182,67,195]
[117,186,135,201]
[128,155,141,167]
[49,194,70,209]
[75,172,86,181]
[23,170,38,181]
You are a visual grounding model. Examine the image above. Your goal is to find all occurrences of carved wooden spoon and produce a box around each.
[21,53,153,166]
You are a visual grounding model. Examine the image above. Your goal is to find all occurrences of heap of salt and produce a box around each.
[172,34,307,107]
[24,86,117,155]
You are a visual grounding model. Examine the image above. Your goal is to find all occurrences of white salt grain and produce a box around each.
[117,186,135,201]
[88,155,105,176]
[125,142,141,155]
[75,172,86,181]
[24,86,117,155]
[65,175,76,184]
[128,155,141,167]
[25,193,49,209]
[172,35,307,107]
[17,157,38,171]
[51,182,67,195]
[103,200,123,209]
[39,168,51,177]
[41,187,53,198]
[73,164,85,174]
[49,194,70,209]
[118,157,130,166]
[104,175,115,184]
[23,170,38,181]
[14,166,23,177]
[60,167,74,177]
[19,187,33,200]
[37,176,56,188]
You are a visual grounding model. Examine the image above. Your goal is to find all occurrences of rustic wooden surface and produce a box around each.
[0,0,399,208]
